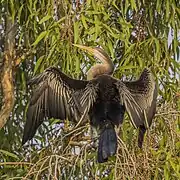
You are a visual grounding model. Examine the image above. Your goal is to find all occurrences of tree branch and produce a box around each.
[0,15,16,129]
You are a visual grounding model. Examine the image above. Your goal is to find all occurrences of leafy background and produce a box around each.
[0,0,179,179]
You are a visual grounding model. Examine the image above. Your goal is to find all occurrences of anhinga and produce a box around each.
[22,45,157,163]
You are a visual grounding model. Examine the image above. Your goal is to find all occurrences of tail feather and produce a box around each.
[98,127,117,163]
[138,125,146,148]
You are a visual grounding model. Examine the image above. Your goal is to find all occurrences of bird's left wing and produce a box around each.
[116,68,157,129]
[22,67,99,144]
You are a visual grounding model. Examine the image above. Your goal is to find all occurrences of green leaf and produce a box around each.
[125,44,135,55]
[46,43,56,61]
[32,31,48,46]
[39,15,52,24]
[81,14,88,29]
[107,39,114,58]
[119,65,137,71]
[50,119,62,126]
[0,149,19,160]
[156,0,161,13]
[130,0,137,12]
[154,38,160,60]
[75,56,80,74]
[10,0,16,23]
[166,0,170,21]
[33,55,45,74]
[74,21,79,43]
[137,56,143,68]
[18,4,24,23]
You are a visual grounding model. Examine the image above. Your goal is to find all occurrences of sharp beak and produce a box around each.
[73,44,95,55]
[73,44,112,67]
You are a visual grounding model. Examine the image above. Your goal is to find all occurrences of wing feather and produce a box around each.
[116,68,157,129]
[22,67,98,144]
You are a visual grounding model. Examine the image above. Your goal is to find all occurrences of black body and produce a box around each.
[89,75,125,162]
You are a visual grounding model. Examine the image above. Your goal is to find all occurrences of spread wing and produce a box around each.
[22,67,99,144]
[116,68,157,129]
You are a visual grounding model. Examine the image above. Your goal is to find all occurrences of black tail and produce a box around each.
[98,127,117,163]
[138,125,146,148]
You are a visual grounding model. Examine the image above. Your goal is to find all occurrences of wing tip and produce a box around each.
[22,135,28,146]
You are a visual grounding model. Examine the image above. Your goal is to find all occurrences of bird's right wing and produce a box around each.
[116,68,157,129]
[22,67,99,144]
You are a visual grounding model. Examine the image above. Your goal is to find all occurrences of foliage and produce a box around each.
[0,0,179,179]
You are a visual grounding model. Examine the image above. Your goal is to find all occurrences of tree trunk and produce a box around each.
[0,15,16,129]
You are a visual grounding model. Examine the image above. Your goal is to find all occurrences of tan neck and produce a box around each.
[87,48,114,80]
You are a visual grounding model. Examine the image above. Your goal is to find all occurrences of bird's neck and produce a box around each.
[86,48,114,80]
[87,63,114,80]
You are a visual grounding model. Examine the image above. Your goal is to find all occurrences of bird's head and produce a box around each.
[74,44,114,80]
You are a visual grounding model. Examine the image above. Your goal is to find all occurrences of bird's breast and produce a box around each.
[95,75,118,101]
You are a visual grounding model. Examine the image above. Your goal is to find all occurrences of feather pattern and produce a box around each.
[22,67,98,145]
[116,68,157,129]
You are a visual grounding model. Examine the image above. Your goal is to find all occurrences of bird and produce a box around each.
[22,44,157,163]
